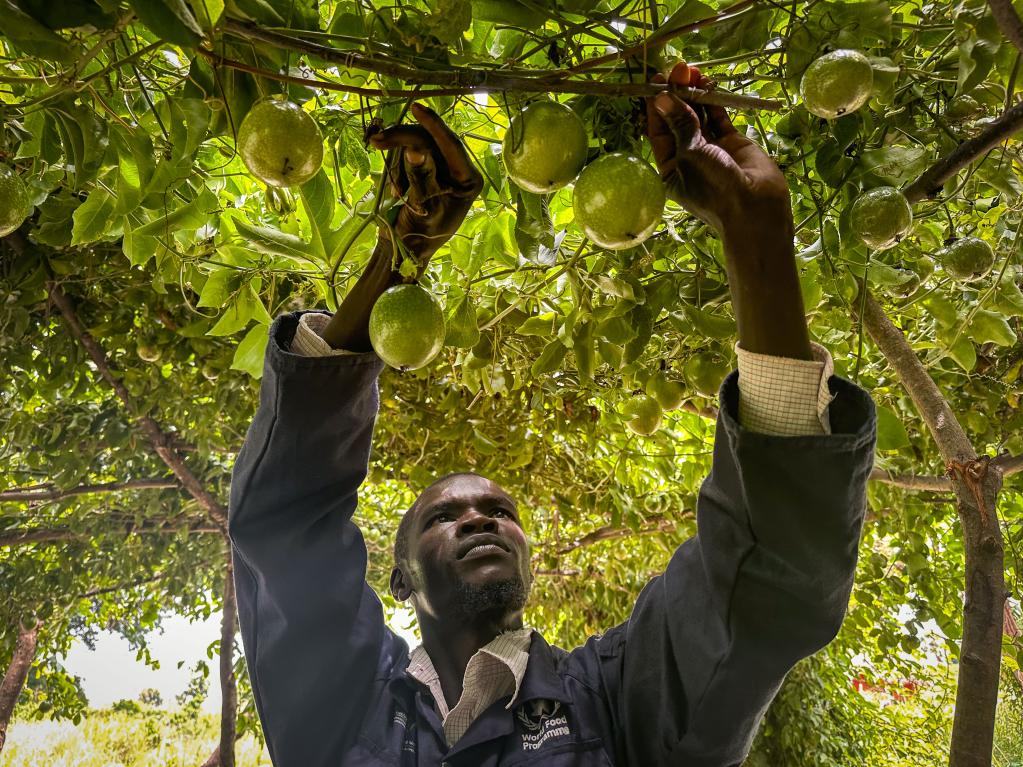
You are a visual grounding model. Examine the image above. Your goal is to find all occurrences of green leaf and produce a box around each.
[228,0,286,25]
[133,187,217,238]
[991,272,1023,316]
[197,268,240,309]
[426,0,472,43]
[876,406,910,451]
[948,336,977,372]
[923,295,958,328]
[444,292,481,349]
[19,0,118,30]
[231,324,269,378]
[513,187,555,263]
[955,9,1001,95]
[122,219,159,267]
[681,305,736,340]
[596,314,637,346]
[52,100,109,189]
[968,310,1017,346]
[207,284,269,336]
[71,189,115,245]
[232,216,312,261]
[857,146,930,187]
[0,0,75,63]
[516,314,557,337]
[531,339,566,377]
[623,306,653,365]
[129,0,204,48]
[299,170,335,262]
[573,321,595,381]
[192,0,225,30]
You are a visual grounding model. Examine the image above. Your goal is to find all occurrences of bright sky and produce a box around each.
[64,605,421,713]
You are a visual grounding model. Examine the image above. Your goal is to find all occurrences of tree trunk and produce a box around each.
[946,459,1005,767]
[858,292,1006,767]
[218,557,238,767]
[0,618,41,754]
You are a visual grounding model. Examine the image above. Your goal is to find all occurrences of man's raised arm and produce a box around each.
[229,102,482,767]
[600,64,877,765]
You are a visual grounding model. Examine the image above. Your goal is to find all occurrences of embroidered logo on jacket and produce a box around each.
[516,700,571,751]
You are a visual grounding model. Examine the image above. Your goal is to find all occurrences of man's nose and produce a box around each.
[458,510,497,536]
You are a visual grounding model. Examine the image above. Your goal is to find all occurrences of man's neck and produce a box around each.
[418,612,524,710]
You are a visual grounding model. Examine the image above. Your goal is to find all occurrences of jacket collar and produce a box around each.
[512,631,571,707]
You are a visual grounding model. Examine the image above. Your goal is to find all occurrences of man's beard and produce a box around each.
[453,577,529,622]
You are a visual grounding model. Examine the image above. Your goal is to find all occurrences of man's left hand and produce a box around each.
[645,62,792,238]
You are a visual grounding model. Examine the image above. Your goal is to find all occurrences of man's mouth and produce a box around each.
[458,535,510,559]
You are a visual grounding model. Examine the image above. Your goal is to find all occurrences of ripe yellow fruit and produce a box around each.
[939,237,994,281]
[0,166,31,237]
[503,101,588,194]
[849,186,913,250]
[237,100,324,187]
[622,394,662,436]
[369,284,446,370]
[573,153,665,249]
[800,49,874,120]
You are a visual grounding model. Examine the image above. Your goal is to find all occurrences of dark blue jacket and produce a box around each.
[229,312,877,767]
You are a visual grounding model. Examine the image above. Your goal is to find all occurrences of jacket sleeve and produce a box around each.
[228,311,398,767]
[614,370,876,766]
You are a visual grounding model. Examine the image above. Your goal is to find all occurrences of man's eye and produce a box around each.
[493,508,512,518]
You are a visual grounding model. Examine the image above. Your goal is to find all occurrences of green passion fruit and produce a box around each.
[368,284,446,370]
[237,100,324,187]
[800,49,874,120]
[572,153,665,250]
[503,100,588,194]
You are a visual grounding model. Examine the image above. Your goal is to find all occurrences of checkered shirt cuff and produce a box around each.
[289,312,356,356]
[734,341,834,436]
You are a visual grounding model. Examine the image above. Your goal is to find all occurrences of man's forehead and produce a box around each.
[415,474,514,509]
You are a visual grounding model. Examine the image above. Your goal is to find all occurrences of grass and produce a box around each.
[4,708,272,767]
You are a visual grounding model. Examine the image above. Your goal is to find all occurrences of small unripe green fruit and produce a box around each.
[0,166,31,237]
[137,343,162,363]
[684,353,729,398]
[646,372,686,411]
[849,186,913,250]
[622,394,662,436]
[939,237,994,281]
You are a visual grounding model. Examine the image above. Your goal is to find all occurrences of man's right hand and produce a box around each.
[322,103,482,352]
[370,102,484,265]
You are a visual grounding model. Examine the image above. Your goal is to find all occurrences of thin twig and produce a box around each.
[0,478,178,503]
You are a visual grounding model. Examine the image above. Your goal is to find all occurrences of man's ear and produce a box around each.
[390,565,414,602]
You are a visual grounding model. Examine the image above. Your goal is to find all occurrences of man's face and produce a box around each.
[393,474,532,623]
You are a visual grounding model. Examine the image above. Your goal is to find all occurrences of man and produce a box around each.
[228,63,877,766]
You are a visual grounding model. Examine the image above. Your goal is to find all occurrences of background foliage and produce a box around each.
[1,0,1022,763]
